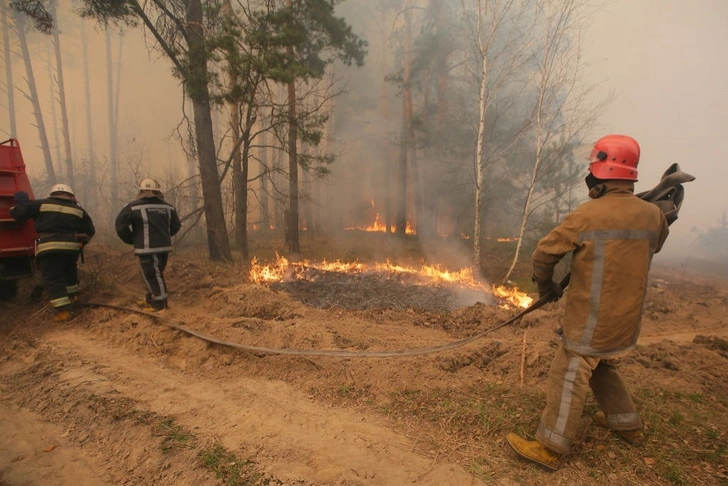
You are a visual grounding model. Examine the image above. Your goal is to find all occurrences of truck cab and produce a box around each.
[0,139,38,300]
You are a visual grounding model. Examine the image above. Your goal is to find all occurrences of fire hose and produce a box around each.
[80,293,556,358]
[77,164,694,358]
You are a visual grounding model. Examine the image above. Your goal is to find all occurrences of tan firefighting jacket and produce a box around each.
[532,180,669,358]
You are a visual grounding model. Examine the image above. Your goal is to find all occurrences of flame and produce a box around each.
[249,254,291,283]
[492,285,534,308]
[249,254,533,309]
[344,213,417,235]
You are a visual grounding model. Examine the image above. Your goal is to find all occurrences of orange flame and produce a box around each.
[249,255,533,309]
[344,213,416,235]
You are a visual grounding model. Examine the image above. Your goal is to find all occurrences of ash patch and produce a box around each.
[269,268,492,312]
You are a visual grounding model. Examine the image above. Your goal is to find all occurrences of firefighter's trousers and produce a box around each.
[137,252,169,310]
[536,344,642,453]
[37,251,80,309]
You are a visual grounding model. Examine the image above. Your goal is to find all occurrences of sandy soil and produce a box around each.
[1,242,727,486]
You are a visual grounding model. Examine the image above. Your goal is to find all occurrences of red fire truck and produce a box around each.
[0,139,38,300]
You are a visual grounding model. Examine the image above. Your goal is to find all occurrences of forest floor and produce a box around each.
[1,232,727,486]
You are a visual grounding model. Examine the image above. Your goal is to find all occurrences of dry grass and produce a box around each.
[307,376,727,485]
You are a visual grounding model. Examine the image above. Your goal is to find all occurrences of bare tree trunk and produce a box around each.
[105,29,118,208]
[187,153,200,241]
[258,126,270,231]
[81,24,96,208]
[286,76,300,254]
[1,1,16,138]
[473,1,489,271]
[301,144,312,236]
[15,10,55,184]
[230,103,244,251]
[47,57,62,177]
[239,123,251,260]
[185,0,232,261]
[410,132,421,235]
[51,1,74,189]
[429,0,449,238]
[396,0,414,237]
[377,3,393,233]
[284,0,300,254]
[223,0,250,259]
[273,137,283,232]
[224,0,244,253]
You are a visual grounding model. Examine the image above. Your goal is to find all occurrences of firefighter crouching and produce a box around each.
[115,178,181,312]
[10,184,96,322]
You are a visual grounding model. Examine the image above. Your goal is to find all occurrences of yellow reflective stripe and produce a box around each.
[37,241,81,253]
[40,203,84,218]
[66,284,79,293]
[51,296,72,307]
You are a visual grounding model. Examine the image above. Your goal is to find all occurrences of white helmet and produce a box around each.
[50,183,75,196]
[139,178,161,191]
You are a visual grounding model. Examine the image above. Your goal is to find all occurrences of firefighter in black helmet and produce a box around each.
[10,183,95,322]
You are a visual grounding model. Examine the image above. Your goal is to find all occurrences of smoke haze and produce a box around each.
[4,0,726,265]
[584,0,728,260]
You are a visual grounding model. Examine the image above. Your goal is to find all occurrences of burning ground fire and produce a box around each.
[249,253,533,309]
[344,213,416,235]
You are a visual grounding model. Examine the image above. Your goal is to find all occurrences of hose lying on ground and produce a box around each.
[79,293,556,358]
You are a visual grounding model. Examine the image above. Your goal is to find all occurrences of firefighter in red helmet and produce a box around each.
[505,135,669,470]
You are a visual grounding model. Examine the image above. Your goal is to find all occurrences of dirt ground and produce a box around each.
[1,235,727,486]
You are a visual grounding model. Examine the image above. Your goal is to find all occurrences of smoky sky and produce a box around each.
[583,0,728,256]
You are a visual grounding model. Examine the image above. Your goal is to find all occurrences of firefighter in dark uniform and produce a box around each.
[115,178,181,312]
[10,183,95,322]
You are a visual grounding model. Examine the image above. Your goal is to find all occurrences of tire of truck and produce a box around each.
[0,280,18,301]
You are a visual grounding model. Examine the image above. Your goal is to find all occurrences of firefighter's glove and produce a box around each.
[13,191,29,204]
[536,279,563,303]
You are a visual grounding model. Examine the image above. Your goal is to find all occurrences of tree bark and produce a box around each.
[473,0,491,272]
[185,0,232,261]
[258,126,270,232]
[286,76,300,254]
[377,3,392,233]
[80,23,96,208]
[105,29,118,208]
[46,58,62,177]
[51,1,74,189]
[396,0,414,237]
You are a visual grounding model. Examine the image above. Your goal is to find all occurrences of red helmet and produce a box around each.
[588,135,640,181]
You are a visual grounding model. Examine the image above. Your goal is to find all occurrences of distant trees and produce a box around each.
[501,0,602,283]
[5,0,608,274]
[10,4,56,186]
[370,0,603,276]
[245,0,366,253]
[49,1,74,189]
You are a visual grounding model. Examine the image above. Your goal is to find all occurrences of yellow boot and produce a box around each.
[505,433,561,471]
[593,412,645,445]
[54,309,73,322]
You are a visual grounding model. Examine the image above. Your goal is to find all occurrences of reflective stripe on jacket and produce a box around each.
[532,180,669,357]
[115,197,181,254]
